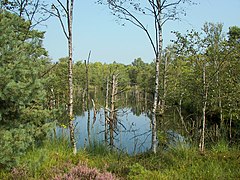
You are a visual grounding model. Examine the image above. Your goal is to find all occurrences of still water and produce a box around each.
[56,108,152,154]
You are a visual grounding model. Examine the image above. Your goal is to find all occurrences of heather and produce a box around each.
[1,139,239,179]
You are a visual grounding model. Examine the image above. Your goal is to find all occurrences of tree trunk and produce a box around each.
[218,84,223,136]
[109,74,116,148]
[87,110,91,147]
[92,99,97,125]
[199,61,207,153]
[162,52,168,114]
[152,1,163,153]
[177,96,189,134]
[152,56,159,153]
[82,88,86,110]
[104,77,109,145]
[68,0,77,155]
[152,51,161,153]
[85,59,90,109]
[144,91,148,111]
[229,111,232,142]
[49,87,55,110]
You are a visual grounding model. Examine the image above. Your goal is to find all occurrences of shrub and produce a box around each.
[54,163,117,180]
[0,121,55,169]
[0,126,34,169]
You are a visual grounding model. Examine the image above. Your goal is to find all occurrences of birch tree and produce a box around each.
[173,23,229,153]
[50,0,77,155]
[98,0,193,153]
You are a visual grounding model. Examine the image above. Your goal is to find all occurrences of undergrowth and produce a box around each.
[0,138,239,180]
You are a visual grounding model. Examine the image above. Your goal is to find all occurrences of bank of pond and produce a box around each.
[1,108,240,179]
[1,137,239,179]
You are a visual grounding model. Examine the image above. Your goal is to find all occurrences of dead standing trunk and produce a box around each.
[104,77,109,145]
[92,99,97,124]
[109,74,117,149]
[84,57,91,146]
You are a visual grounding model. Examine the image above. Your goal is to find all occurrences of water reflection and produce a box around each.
[56,108,152,154]
[165,130,189,149]
[56,106,190,154]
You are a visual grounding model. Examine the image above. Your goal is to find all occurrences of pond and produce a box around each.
[56,108,152,154]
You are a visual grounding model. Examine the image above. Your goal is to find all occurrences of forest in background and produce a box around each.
[0,0,240,179]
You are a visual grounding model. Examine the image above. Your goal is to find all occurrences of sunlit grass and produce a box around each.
[1,138,239,180]
[127,142,240,180]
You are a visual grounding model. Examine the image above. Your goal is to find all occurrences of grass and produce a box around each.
[1,138,240,179]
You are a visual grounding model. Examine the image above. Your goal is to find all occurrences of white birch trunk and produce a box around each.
[152,0,163,153]
[68,0,77,155]
[199,61,207,153]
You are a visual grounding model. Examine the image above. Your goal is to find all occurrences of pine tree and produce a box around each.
[0,10,52,169]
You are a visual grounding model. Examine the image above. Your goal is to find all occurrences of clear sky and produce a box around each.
[41,0,240,64]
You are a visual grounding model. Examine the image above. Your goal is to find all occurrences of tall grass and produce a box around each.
[9,138,74,179]
[1,137,239,180]
[126,142,240,180]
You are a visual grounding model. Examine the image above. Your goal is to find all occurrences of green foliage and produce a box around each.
[0,10,53,169]
[46,58,69,107]
[211,139,230,153]
[0,122,55,169]
[171,23,240,145]
[0,126,34,169]
[128,163,160,180]
[0,138,239,179]
[85,140,111,156]
[128,147,240,180]
[228,26,240,43]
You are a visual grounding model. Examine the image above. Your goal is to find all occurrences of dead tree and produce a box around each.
[104,77,109,145]
[109,74,118,148]
[85,52,91,146]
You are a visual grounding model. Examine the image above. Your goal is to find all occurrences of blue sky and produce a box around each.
[41,0,240,64]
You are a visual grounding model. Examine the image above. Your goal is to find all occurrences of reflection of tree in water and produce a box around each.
[71,77,191,153]
[103,73,153,152]
[110,109,152,154]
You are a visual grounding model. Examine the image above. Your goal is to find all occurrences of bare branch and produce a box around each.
[56,0,68,15]
[5,0,50,28]
[130,129,151,140]
[148,0,160,56]
[162,0,182,10]
[109,1,157,56]
[51,4,69,39]
[43,7,58,17]
[31,14,52,29]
